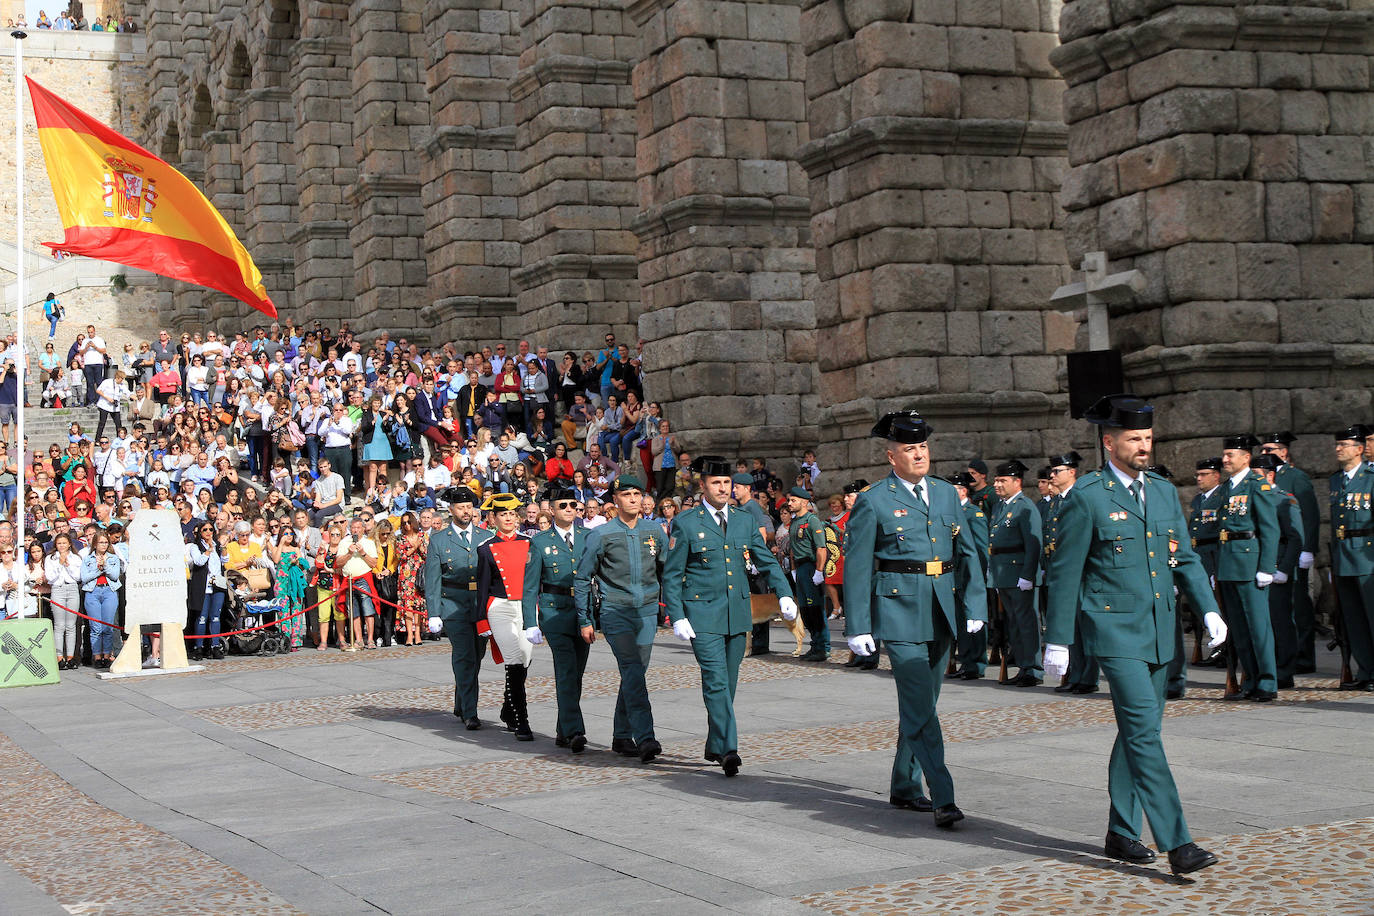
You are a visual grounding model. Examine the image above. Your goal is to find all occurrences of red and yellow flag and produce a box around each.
[27,77,276,318]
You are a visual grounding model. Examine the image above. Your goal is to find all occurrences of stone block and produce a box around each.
[1067,103,1140,165]
[1138,88,1237,144]
[1163,242,1238,301]
[1311,54,1370,91]
[988,264,1063,309]
[980,228,1037,263]
[1258,52,1312,90]
[1248,134,1298,180]
[1279,90,1330,134]
[1277,299,1374,345]
[937,227,984,263]
[947,311,982,354]
[1098,192,1149,256]
[923,189,969,227]
[1215,136,1251,180]
[1292,387,1374,433]
[867,312,948,358]
[953,265,991,311]
[1161,300,1278,347]
[1299,244,1374,298]
[1145,180,1265,248]
[1329,92,1374,135]
[1236,243,1301,300]
[960,75,1029,120]
[980,311,1043,355]
[948,27,1016,74]
[1127,49,1257,102]
[843,0,914,32]
[854,21,951,71]
[1265,182,1313,243]
[967,191,1011,228]
[1236,88,1281,134]
[1297,136,1366,182]
[1311,183,1355,242]
[871,262,957,311]
[1116,133,1216,193]
[1355,184,1374,242]
[857,228,940,267]
[1012,355,1060,393]
[967,356,1013,392]
[936,356,971,392]
[851,68,926,118]
[1044,309,1079,353]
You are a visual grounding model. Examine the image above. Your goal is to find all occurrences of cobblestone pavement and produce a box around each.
[797,817,1374,915]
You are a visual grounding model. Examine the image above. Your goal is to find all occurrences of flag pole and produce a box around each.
[12,30,25,555]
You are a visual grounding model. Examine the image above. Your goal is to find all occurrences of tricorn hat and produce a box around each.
[1048,451,1083,469]
[439,486,478,506]
[1084,394,1154,429]
[690,455,733,478]
[1195,457,1223,471]
[994,459,1029,478]
[949,471,976,488]
[1259,431,1297,446]
[843,479,870,494]
[1221,434,1261,451]
[1335,425,1372,442]
[871,410,932,444]
[1146,464,1173,479]
[1251,454,1282,472]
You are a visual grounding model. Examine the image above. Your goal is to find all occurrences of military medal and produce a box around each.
[668,537,676,550]
[894,509,907,517]
[647,538,658,556]
[545,546,552,554]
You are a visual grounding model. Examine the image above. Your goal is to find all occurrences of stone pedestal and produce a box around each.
[799,0,1078,485]
[630,0,818,457]
[1052,0,1374,473]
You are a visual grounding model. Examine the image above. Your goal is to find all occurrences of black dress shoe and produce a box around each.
[1054,682,1074,693]
[722,751,741,777]
[555,735,570,748]
[845,654,865,669]
[611,738,640,757]
[1338,679,1367,691]
[890,795,934,813]
[1104,832,1157,864]
[1365,681,1374,692]
[463,716,482,730]
[1294,663,1316,675]
[998,674,1017,685]
[802,648,828,662]
[856,658,879,671]
[1165,686,1184,700]
[1249,691,1277,703]
[960,670,983,680]
[1276,677,1294,690]
[705,751,723,763]
[638,739,662,763]
[211,646,226,660]
[946,667,966,679]
[1168,842,1218,875]
[1071,684,1098,695]
[569,734,587,754]
[933,804,964,828]
[1014,673,1043,687]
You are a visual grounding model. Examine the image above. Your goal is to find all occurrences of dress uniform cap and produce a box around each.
[1048,451,1082,468]
[1335,424,1372,442]
[1251,454,1282,472]
[1146,464,1173,479]
[731,472,754,486]
[843,478,870,494]
[1195,457,1223,471]
[612,475,646,494]
[482,493,523,512]
[949,471,976,488]
[440,487,478,506]
[788,486,814,501]
[1037,466,1052,481]
[1259,431,1297,446]
[1221,434,1261,451]
[994,459,1029,478]
[690,455,733,478]
[1083,393,1154,429]
[871,410,932,443]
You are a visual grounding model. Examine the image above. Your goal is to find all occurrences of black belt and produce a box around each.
[541,584,574,597]
[1192,535,1218,546]
[989,546,1021,556]
[877,559,952,576]
[1337,527,1374,540]
[1218,530,1255,543]
[443,579,478,591]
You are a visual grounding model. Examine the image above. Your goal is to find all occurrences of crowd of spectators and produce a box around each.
[7,10,138,32]
[10,318,824,670]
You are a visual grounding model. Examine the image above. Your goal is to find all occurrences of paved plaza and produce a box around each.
[1,626,1372,915]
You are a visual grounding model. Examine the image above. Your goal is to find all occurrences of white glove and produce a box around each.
[1044,643,1069,679]
[1255,571,1273,588]
[427,616,443,634]
[1016,577,1033,591]
[1298,551,1314,570]
[966,619,984,634]
[672,618,696,641]
[523,626,543,645]
[812,569,824,586]
[778,596,798,621]
[1203,611,1227,651]
[1209,575,1216,589]
[1273,570,1289,585]
[847,634,875,656]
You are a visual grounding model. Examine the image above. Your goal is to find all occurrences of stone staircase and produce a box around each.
[23,403,106,455]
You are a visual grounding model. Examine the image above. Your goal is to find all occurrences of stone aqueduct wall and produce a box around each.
[129,0,1373,486]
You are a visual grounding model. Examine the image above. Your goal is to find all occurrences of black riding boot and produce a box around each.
[511,664,533,741]
[499,666,516,731]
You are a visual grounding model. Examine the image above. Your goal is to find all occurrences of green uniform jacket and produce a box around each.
[843,473,987,642]
[1188,486,1223,578]
[986,492,1042,588]
[1275,463,1319,553]
[788,511,826,565]
[1274,489,1303,577]
[1215,469,1281,582]
[573,517,667,626]
[1046,469,1218,663]
[423,524,496,623]
[521,525,586,635]
[1329,464,1374,577]
[956,500,989,596]
[662,505,793,635]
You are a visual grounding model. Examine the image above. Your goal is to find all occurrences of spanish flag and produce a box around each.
[27,77,276,318]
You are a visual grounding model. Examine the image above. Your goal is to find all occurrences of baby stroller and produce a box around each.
[224,571,291,657]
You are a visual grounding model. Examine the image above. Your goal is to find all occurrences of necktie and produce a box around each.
[719,510,727,539]
[565,530,574,550]
[1129,480,1144,511]
[459,530,469,548]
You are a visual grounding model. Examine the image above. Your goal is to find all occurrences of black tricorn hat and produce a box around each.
[1048,450,1082,469]
[1251,454,1282,471]
[994,459,1029,478]
[1335,424,1372,442]
[1084,394,1154,430]
[690,455,733,478]
[1146,464,1173,479]
[843,479,869,494]
[1195,457,1223,471]
[872,410,931,444]
[1221,434,1261,451]
[1259,431,1297,446]
[546,485,577,503]
[439,486,478,506]
[949,471,976,488]
[1037,466,1052,481]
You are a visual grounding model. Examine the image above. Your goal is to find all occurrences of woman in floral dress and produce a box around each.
[396,513,429,646]
[272,530,312,649]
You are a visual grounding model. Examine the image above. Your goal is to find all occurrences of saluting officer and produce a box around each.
[947,471,988,680]
[787,487,830,661]
[1047,451,1098,696]
[845,411,986,827]
[1045,394,1226,875]
[1331,425,1374,690]
[1216,434,1282,701]
[987,459,1043,686]
[522,485,594,753]
[662,456,797,776]
[574,476,669,762]
[423,487,496,729]
[1259,432,1320,673]
[1251,453,1303,688]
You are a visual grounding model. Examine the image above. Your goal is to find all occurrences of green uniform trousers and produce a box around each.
[1334,574,1374,681]
[887,625,955,808]
[997,587,1042,678]
[1220,580,1277,694]
[794,562,829,653]
[544,628,591,740]
[1098,656,1191,852]
[1166,597,1205,694]
[1293,568,1316,669]
[954,600,986,675]
[1267,579,1297,682]
[1068,615,1100,689]
[691,631,748,756]
[601,604,658,744]
[445,620,483,720]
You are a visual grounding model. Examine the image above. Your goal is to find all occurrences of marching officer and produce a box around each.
[423,487,495,729]
[1330,425,1374,690]
[1047,451,1098,695]
[1259,432,1320,673]
[1169,457,1224,697]
[1216,434,1282,701]
[522,485,594,753]
[844,410,986,827]
[1045,394,1226,875]
[735,472,776,656]
[987,459,1043,686]
[947,471,988,680]
[787,487,830,661]
[1251,453,1303,688]
[574,476,669,762]
[663,456,797,776]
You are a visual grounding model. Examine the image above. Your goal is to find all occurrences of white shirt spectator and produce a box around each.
[82,334,108,368]
[423,464,452,490]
